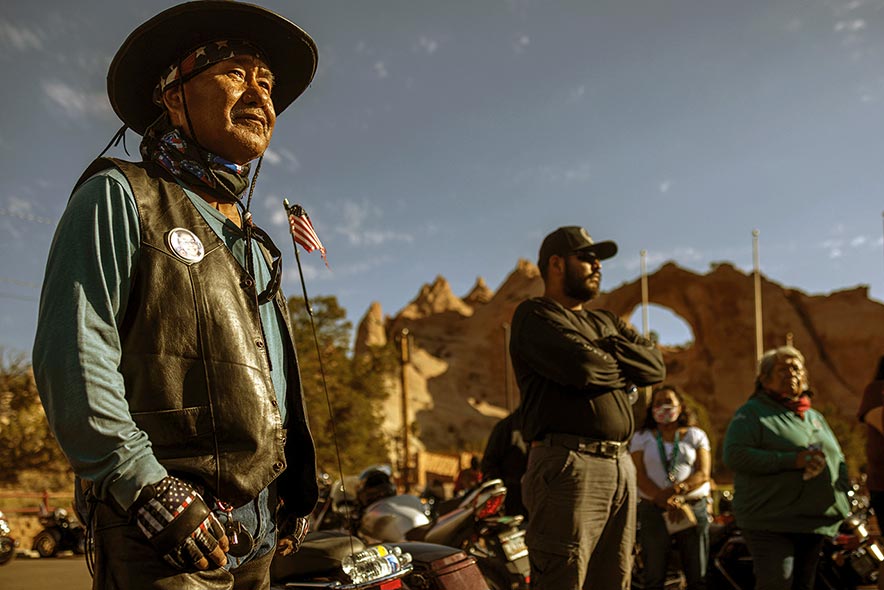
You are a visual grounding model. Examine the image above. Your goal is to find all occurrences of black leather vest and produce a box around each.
[75,158,317,513]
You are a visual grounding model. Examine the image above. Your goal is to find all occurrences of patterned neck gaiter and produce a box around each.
[139,112,250,202]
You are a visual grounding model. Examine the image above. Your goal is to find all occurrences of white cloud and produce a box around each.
[659,180,672,194]
[784,18,803,33]
[42,80,112,119]
[418,36,439,55]
[619,247,703,272]
[835,19,866,32]
[263,147,300,172]
[5,196,33,215]
[335,200,413,246]
[850,235,868,247]
[0,20,43,52]
[567,85,586,103]
[270,208,288,227]
[373,61,389,79]
[282,254,393,286]
[820,238,844,259]
[513,160,592,185]
[513,34,530,54]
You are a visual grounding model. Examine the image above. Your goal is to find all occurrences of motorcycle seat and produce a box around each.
[270,531,365,581]
[405,522,432,541]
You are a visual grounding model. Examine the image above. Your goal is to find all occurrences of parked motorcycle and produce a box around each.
[271,532,414,589]
[0,510,15,565]
[709,486,883,590]
[304,471,491,590]
[32,507,86,558]
[354,469,529,590]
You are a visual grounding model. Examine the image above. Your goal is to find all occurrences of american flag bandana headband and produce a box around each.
[153,40,268,105]
[288,205,329,268]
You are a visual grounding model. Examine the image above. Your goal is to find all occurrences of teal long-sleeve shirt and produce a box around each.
[722,392,850,535]
[33,167,289,511]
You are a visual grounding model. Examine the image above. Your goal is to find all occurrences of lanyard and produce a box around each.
[655,430,681,483]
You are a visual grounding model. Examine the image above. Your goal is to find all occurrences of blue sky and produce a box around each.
[1,0,883,355]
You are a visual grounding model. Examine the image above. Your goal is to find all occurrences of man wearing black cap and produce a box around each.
[510,226,666,590]
[33,2,319,588]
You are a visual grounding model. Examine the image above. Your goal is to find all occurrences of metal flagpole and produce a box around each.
[634,249,653,427]
[640,250,650,338]
[282,199,354,552]
[753,229,763,361]
[397,328,411,492]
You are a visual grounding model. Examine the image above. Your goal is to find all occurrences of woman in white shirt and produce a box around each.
[630,385,711,590]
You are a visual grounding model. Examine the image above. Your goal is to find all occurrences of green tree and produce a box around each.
[0,352,71,487]
[288,295,395,474]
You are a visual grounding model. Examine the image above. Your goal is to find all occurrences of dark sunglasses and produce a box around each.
[573,250,600,264]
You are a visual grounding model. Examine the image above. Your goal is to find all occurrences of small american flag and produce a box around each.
[288,204,328,267]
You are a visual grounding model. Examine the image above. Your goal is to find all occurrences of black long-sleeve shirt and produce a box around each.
[510,297,666,443]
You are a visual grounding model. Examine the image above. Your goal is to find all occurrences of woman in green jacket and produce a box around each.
[723,346,850,590]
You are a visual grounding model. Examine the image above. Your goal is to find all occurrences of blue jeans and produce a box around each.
[637,499,709,590]
[742,529,824,590]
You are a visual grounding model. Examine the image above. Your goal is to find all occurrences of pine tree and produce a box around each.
[287,295,395,474]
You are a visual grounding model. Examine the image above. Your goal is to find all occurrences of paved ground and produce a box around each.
[0,554,91,590]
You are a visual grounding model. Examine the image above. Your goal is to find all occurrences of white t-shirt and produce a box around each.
[629,426,711,501]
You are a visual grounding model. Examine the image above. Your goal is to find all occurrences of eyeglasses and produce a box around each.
[573,251,600,264]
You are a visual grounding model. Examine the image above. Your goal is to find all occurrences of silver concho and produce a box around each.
[166,228,205,263]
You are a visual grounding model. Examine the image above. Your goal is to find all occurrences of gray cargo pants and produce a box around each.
[523,443,636,590]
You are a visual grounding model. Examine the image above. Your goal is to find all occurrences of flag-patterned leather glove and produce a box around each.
[132,476,226,569]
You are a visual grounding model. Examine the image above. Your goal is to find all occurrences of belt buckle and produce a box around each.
[603,441,620,457]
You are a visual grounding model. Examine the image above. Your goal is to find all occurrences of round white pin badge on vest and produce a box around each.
[166,228,205,263]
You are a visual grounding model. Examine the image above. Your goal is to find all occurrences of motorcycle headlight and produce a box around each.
[0,522,9,535]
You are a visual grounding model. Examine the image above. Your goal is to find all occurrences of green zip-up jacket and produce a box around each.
[722,392,850,535]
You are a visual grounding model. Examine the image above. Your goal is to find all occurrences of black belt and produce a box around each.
[531,433,626,459]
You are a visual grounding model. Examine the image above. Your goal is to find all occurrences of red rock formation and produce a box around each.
[355,261,884,454]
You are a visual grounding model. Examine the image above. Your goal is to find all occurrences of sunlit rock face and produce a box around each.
[356,260,884,454]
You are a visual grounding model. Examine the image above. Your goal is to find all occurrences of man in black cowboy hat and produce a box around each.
[509,226,666,590]
[33,2,320,588]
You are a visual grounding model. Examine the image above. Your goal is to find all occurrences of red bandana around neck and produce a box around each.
[767,390,812,419]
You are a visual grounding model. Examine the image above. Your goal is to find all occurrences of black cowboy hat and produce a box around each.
[108,1,317,135]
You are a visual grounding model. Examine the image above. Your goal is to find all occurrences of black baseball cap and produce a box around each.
[538,226,618,270]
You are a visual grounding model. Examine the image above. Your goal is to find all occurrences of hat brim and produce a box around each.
[108,1,318,135]
[577,240,618,260]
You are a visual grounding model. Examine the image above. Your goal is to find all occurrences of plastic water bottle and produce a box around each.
[342,545,411,584]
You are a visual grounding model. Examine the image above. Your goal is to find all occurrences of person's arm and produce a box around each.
[481,419,508,481]
[680,447,711,494]
[33,172,166,511]
[596,312,666,386]
[723,406,816,475]
[510,301,624,391]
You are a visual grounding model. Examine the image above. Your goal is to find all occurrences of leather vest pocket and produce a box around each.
[131,406,213,453]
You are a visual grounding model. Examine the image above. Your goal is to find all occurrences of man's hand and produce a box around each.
[132,476,229,570]
[276,515,309,557]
